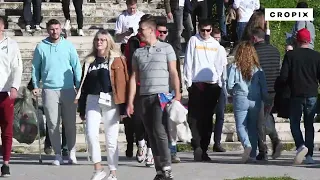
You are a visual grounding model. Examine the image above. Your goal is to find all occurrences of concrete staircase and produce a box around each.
[1,1,319,154]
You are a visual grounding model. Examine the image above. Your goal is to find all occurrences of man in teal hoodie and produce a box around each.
[31,19,82,166]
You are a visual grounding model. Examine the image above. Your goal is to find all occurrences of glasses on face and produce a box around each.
[94,38,107,42]
[200,29,211,33]
[158,30,167,34]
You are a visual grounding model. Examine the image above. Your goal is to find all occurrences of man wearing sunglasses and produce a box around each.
[184,19,227,161]
[156,21,182,164]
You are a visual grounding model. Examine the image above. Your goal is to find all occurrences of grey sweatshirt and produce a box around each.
[291,21,316,49]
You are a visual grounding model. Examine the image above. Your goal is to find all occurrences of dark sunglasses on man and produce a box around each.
[200,28,211,33]
[159,30,167,34]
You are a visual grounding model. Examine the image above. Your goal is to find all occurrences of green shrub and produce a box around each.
[261,0,320,58]
[225,103,234,113]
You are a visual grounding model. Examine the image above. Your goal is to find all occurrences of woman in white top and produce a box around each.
[233,0,260,40]
[76,29,129,180]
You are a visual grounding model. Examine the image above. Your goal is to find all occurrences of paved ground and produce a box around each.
[4,151,320,180]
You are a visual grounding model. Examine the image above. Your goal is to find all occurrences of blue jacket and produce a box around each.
[227,63,269,103]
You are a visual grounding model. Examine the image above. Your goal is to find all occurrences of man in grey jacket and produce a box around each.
[286,1,315,50]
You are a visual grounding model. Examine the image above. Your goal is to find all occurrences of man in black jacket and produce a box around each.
[251,28,282,161]
[164,0,193,58]
[278,28,320,165]
[123,15,154,167]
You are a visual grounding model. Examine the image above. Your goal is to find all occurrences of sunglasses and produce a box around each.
[94,38,107,42]
[159,30,167,34]
[200,29,211,33]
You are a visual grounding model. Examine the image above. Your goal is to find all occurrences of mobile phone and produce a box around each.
[128,27,134,34]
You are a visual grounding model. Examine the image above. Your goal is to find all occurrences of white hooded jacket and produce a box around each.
[0,36,23,92]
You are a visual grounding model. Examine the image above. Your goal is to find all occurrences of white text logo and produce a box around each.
[265,8,313,21]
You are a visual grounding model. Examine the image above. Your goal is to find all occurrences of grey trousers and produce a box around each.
[139,94,171,171]
[42,88,77,155]
[257,93,280,153]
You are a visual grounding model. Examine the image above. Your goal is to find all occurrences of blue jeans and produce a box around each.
[236,22,247,40]
[207,0,227,36]
[169,143,177,155]
[214,90,226,144]
[233,95,261,158]
[290,97,317,156]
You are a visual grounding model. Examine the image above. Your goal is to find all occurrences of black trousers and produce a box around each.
[188,83,221,152]
[23,0,42,25]
[191,0,208,35]
[62,0,84,29]
[124,88,150,152]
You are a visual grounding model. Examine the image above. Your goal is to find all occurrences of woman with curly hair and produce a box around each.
[227,41,270,163]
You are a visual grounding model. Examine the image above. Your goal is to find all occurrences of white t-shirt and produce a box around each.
[233,0,260,22]
[114,10,145,43]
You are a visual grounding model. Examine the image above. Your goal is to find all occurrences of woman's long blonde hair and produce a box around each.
[87,29,120,59]
[241,11,265,41]
[235,41,260,81]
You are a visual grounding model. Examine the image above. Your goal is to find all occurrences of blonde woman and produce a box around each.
[76,29,129,180]
[227,41,270,163]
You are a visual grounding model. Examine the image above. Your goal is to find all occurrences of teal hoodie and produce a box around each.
[32,37,82,90]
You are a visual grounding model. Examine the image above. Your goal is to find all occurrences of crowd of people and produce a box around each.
[0,0,318,180]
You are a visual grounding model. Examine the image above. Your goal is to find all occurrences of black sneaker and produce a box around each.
[272,140,282,159]
[256,152,268,161]
[163,168,174,180]
[44,146,53,155]
[212,144,226,152]
[62,149,69,157]
[153,171,165,180]
[1,164,10,177]
[202,153,212,162]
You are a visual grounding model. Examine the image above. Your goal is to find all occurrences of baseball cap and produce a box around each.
[296,28,311,43]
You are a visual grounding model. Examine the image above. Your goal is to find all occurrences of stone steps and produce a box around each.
[8,16,120,24]
[9,22,116,31]
[0,2,162,10]
[5,28,108,36]
[3,8,164,17]
[16,36,95,49]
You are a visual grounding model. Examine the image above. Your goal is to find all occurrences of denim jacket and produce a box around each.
[227,63,269,103]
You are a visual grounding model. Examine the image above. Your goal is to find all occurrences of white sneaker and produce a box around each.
[35,25,41,31]
[52,154,64,166]
[68,151,78,164]
[107,174,117,180]
[294,145,308,165]
[64,20,71,30]
[242,146,252,163]
[136,145,147,163]
[25,25,32,33]
[305,155,315,164]
[78,29,84,36]
[145,154,155,167]
[90,170,107,180]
